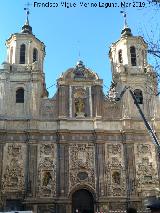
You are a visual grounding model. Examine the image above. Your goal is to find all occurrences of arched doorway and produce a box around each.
[72,189,94,213]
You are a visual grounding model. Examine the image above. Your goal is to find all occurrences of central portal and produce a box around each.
[72,189,94,213]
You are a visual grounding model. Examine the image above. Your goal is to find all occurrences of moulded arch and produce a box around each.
[71,186,95,213]
[16,87,24,103]
[33,48,38,62]
[130,46,137,66]
[68,184,96,201]
[118,49,123,64]
[133,89,143,104]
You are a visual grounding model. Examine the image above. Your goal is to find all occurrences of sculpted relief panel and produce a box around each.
[37,144,56,197]
[2,143,26,193]
[135,144,159,192]
[69,143,95,191]
[105,143,126,196]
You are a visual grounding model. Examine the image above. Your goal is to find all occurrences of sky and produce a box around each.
[0,0,159,97]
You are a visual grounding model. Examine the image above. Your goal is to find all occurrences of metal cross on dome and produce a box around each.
[120,10,128,29]
[24,2,32,21]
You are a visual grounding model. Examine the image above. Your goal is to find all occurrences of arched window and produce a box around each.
[10,47,13,64]
[134,89,143,104]
[33,48,38,62]
[118,49,123,63]
[16,88,24,103]
[20,44,26,64]
[130,46,136,66]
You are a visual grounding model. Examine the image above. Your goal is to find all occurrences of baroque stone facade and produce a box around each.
[0,17,160,213]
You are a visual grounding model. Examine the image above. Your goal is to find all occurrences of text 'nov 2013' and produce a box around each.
[33,1,146,9]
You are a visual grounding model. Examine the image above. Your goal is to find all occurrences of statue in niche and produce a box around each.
[112,171,121,185]
[75,98,85,114]
[42,171,52,186]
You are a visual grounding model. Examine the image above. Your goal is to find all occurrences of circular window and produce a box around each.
[77,172,88,180]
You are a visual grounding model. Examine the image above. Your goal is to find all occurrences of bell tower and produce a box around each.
[109,14,158,119]
[109,14,148,76]
[0,12,48,119]
[6,13,45,71]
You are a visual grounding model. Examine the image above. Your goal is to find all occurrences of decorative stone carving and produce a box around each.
[108,144,121,155]
[135,144,159,190]
[136,158,158,185]
[74,61,85,78]
[69,144,95,191]
[2,143,25,192]
[37,144,56,197]
[105,143,126,196]
[111,157,122,167]
[40,144,53,155]
[8,144,21,156]
[137,144,151,155]
[112,187,122,196]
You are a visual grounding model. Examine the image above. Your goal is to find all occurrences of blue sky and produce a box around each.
[0,0,159,97]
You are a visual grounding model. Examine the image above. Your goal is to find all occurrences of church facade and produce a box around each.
[0,17,160,213]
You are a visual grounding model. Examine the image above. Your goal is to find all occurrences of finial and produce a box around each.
[120,10,128,29]
[120,10,132,37]
[76,40,82,62]
[22,2,32,34]
[24,2,31,24]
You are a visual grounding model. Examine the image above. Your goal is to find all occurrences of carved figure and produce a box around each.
[112,171,121,184]
[75,98,85,113]
[42,171,52,186]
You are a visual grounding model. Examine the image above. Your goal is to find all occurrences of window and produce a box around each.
[16,88,24,103]
[20,44,26,64]
[134,89,143,104]
[118,49,123,63]
[130,46,136,66]
[33,48,38,62]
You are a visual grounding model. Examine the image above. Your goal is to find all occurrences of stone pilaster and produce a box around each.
[56,141,69,197]
[57,86,69,118]
[0,144,3,210]
[27,144,38,197]
[92,85,103,117]
[96,142,106,197]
